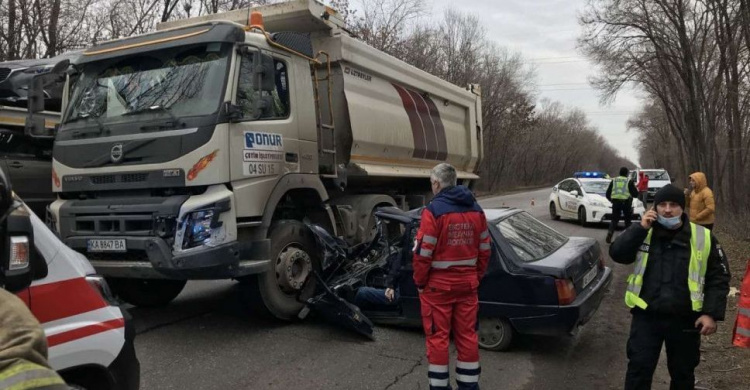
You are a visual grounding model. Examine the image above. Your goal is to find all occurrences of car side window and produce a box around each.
[0,131,52,160]
[560,180,572,192]
[570,182,581,194]
[237,55,291,120]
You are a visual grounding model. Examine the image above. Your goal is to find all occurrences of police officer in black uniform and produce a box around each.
[610,185,730,390]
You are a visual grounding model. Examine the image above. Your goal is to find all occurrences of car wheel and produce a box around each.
[578,207,589,227]
[243,220,320,321]
[107,278,187,307]
[478,317,514,351]
[549,202,560,220]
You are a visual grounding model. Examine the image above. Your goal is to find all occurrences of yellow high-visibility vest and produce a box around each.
[625,223,711,311]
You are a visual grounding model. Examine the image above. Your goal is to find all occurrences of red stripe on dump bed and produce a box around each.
[393,84,427,159]
[47,318,125,347]
[408,89,439,160]
[30,277,108,324]
[421,96,448,161]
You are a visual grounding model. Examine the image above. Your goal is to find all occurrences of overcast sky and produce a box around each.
[353,0,643,164]
[432,0,642,163]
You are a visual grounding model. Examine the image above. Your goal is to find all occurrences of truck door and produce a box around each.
[228,48,297,192]
[0,130,52,217]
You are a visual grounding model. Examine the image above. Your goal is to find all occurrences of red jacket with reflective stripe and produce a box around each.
[413,186,491,290]
[733,260,750,348]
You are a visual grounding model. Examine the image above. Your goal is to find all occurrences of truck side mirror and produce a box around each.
[25,59,69,139]
[252,51,275,92]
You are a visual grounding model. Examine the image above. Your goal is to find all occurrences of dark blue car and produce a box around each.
[305,207,613,351]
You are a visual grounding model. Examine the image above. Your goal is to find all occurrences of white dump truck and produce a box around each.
[26,0,483,319]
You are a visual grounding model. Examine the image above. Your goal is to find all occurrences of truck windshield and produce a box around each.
[63,43,230,128]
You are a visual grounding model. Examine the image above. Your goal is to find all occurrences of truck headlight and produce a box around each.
[181,209,220,249]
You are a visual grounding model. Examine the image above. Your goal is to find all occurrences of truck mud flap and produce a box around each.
[303,271,374,340]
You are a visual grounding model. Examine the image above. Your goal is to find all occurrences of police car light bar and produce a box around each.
[574,171,607,178]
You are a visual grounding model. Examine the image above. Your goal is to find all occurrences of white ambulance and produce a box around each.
[2,196,140,389]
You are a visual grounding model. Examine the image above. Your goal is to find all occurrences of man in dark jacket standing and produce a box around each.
[414,163,490,390]
[610,184,730,390]
[606,167,639,244]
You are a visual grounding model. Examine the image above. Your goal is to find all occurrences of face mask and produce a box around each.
[657,215,682,229]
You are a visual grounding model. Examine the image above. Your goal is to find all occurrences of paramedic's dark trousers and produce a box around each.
[625,312,701,390]
[609,201,632,235]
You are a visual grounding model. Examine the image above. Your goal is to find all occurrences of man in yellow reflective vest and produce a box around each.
[610,184,730,390]
[606,167,639,244]
[0,289,69,390]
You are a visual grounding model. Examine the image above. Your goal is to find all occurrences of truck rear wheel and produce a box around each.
[245,220,320,320]
[107,278,187,307]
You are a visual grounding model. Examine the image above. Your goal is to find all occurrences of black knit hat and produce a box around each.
[653,184,686,209]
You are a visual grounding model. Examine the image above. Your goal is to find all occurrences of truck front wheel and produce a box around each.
[107,278,187,307]
[246,220,320,320]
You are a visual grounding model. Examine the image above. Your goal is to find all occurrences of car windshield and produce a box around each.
[63,43,230,129]
[643,170,669,180]
[495,212,568,262]
[581,181,610,194]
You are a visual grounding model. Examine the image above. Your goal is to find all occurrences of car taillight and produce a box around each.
[598,255,605,270]
[555,279,577,305]
[86,275,118,305]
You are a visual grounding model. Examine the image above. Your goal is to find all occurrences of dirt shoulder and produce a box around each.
[695,226,750,390]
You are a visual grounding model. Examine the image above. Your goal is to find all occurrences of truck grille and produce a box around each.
[87,250,150,262]
[0,68,11,82]
[74,214,155,235]
[91,173,148,185]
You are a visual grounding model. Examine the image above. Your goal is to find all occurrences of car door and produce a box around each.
[0,130,53,217]
[396,221,422,324]
[558,180,579,214]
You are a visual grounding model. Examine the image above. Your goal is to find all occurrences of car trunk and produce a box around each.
[518,237,602,293]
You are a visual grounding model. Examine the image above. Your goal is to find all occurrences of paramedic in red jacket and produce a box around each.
[414,163,491,390]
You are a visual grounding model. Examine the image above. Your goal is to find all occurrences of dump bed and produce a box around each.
[315,34,482,179]
[157,0,482,179]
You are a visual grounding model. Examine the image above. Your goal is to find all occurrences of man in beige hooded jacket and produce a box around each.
[0,288,68,389]
[686,172,715,230]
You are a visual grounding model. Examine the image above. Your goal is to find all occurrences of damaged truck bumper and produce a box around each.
[66,236,272,279]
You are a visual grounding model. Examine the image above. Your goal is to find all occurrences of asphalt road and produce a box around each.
[130,188,674,390]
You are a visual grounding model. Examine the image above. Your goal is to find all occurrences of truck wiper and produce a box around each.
[68,114,107,137]
[123,105,183,129]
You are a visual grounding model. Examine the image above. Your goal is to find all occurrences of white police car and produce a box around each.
[549,173,645,226]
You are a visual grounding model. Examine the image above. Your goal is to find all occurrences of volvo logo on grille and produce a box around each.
[110,143,124,163]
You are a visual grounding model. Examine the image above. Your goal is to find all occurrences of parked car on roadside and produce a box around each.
[304,207,613,351]
[628,168,671,200]
[549,176,646,226]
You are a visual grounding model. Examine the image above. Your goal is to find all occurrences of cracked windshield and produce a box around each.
[64,43,229,130]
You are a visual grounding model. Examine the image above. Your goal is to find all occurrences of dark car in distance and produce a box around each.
[305,206,613,351]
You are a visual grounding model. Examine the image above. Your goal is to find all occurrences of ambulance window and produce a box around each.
[237,56,290,120]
